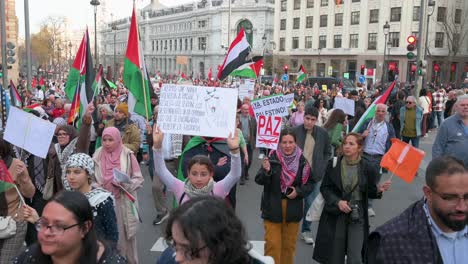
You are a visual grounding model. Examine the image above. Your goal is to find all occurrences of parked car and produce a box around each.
[305,77,356,92]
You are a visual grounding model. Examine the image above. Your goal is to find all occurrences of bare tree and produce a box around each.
[438,7,468,57]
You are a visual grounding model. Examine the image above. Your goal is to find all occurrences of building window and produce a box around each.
[334,35,342,48]
[455,9,462,24]
[198,37,206,50]
[169,40,172,51]
[152,40,155,51]
[368,33,377,50]
[280,0,287,11]
[389,32,400,47]
[352,0,360,2]
[305,36,312,49]
[351,11,360,25]
[180,38,182,50]
[292,37,299,49]
[319,35,326,48]
[280,19,286,30]
[390,7,401,22]
[321,0,328,7]
[306,16,313,28]
[174,39,177,50]
[293,18,300,29]
[190,38,193,50]
[369,9,379,23]
[413,7,420,21]
[198,20,207,28]
[335,13,343,26]
[320,15,327,27]
[294,0,301,10]
[435,32,444,48]
[279,38,285,51]
[437,7,446,22]
[350,34,359,48]
[307,0,314,8]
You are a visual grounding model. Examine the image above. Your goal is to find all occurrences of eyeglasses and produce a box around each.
[56,132,69,137]
[406,101,414,104]
[35,218,80,235]
[167,240,207,260]
[431,189,468,207]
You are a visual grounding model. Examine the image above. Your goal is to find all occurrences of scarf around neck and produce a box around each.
[275,146,310,193]
[55,138,78,190]
[183,178,215,200]
[100,127,124,197]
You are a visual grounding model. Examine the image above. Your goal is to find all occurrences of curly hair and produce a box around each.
[165,196,251,264]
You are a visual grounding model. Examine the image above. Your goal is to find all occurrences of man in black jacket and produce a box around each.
[368,156,468,263]
[292,105,332,244]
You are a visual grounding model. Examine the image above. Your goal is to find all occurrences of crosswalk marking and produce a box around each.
[151,237,265,255]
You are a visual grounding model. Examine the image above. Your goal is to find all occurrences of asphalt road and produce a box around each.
[135,130,437,264]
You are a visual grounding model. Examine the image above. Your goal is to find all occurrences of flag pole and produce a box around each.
[141,68,149,120]
[134,3,150,120]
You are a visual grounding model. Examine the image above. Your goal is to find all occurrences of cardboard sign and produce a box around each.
[238,79,255,100]
[256,115,282,150]
[251,94,294,119]
[333,97,355,116]
[157,84,238,138]
[4,107,56,159]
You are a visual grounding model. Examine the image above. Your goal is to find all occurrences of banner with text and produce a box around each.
[256,115,282,150]
[157,84,238,138]
[251,93,294,119]
[237,79,255,100]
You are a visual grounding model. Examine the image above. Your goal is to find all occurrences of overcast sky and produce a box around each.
[16,0,193,36]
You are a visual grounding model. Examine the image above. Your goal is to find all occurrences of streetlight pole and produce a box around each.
[90,0,100,68]
[424,0,436,85]
[25,0,32,91]
[112,25,117,82]
[202,42,206,79]
[382,21,390,86]
[164,46,167,76]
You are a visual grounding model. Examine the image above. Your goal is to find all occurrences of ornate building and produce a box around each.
[100,0,275,80]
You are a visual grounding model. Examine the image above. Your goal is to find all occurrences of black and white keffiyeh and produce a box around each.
[65,152,95,177]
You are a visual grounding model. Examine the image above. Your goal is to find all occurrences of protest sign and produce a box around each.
[251,93,294,119]
[256,115,282,150]
[238,79,255,100]
[157,84,237,138]
[4,107,56,159]
[333,97,355,116]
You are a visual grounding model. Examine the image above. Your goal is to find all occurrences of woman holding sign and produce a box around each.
[93,127,144,264]
[151,125,241,205]
[255,127,314,264]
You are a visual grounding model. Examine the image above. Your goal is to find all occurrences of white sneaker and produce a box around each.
[368,208,376,217]
[300,232,315,245]
[258,153,265,159]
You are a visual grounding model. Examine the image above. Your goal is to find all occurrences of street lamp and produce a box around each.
[112,24,117,82]
[424,0,436,82]
[164,45,167,76]
[90,0,100,68]
[382,21,390,85]
[201,41,206,79]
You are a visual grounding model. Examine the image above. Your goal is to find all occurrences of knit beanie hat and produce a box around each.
[115,103,129,117]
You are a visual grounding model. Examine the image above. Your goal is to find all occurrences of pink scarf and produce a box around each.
[100,127,123,197]
[274,146,311,193]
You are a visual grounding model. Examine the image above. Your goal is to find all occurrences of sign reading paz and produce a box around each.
[157,84,238,138]
[256,115,282,150]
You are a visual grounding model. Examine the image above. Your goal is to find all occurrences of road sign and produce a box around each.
[359,75,366,83]
[282,74,289,81]
[328,66,333,76]
[343,72,349,79]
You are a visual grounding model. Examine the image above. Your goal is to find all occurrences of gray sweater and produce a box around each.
[432,113,468,166]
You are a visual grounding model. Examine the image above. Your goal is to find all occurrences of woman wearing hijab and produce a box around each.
[93,127,144,264]
[255,127,314,264]
[45,104,93,200]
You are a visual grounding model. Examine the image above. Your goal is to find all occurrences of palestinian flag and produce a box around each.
[123,7,152,119]
[0,160,15,193]
[230,56,263,79]
[217,28,251,80]
[92,66,103,96]
[297,65,307,83]
[39,77,45,92]
[65,29,95,125]
[104,78,117,89]
[9,80,22,107]
[351,80,396,132]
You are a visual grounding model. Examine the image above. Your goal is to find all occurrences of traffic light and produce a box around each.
[283,65,288,74]
[360,65,365,75]
[417,60,427,76]
[406,35,417,60]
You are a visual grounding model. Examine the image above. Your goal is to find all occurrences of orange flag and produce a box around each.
[380,138,425,183]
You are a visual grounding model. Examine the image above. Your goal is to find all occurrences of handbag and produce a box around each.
[42,176,54,200]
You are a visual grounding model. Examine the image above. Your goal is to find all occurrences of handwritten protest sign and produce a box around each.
[238,79,255,100]
[251,94,294,119]
[333,97,355,116]
[157,84,237,138]
[4,107,56,159]
[256,115,282,150]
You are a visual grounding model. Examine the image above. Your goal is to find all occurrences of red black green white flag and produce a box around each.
[123,6,152,119]
[217,28,252,80]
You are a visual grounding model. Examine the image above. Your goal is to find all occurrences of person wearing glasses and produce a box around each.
[13,191,126,264]
[399,96,423,148]
[158,196,274,264]
[368,156,468,263]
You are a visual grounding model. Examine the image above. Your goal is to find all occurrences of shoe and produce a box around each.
[300,232,315,245]
[153,211,169,225]
[368,208,376,217]
[258,153,265,159]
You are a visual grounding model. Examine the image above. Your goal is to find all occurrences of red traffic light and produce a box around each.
[407,35,417,44]
[284,65,288,70]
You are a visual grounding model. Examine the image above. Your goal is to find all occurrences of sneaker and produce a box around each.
[153,211,169,225]
[258,153,265,159]
[368,208,376,217]
[300,232,315,245]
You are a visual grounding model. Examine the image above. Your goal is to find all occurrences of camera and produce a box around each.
[349,201,361,223]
